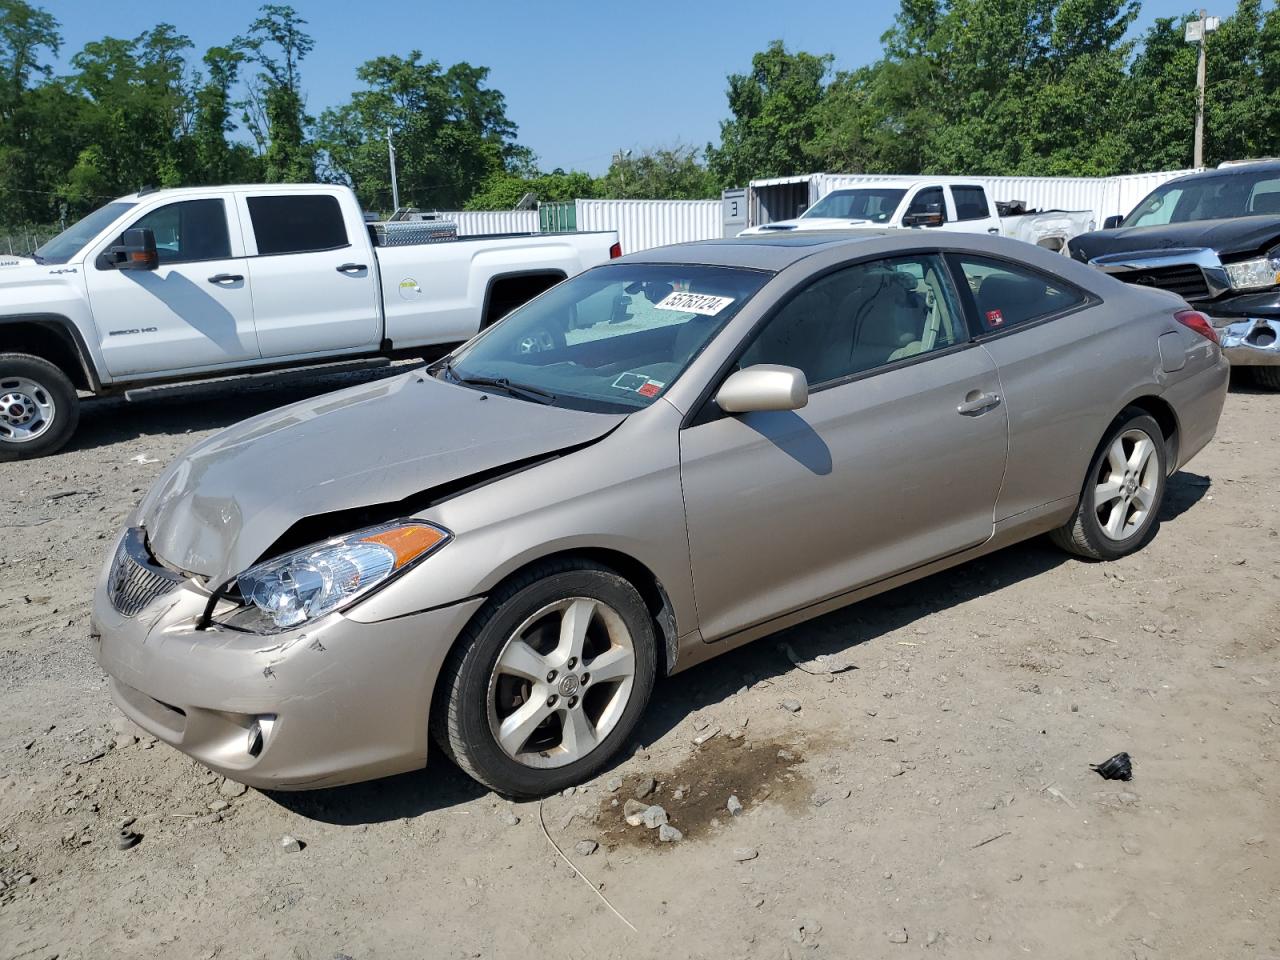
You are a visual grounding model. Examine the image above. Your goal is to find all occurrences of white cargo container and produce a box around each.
[574,199,721,254]
[431,210,540,236]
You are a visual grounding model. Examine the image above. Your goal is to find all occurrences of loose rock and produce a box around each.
[658,824,682,843]
[574,839,599,856]
[727,795,744,817]
[634,776,656,800]
[116,830,140,851]
[732,846,759,862]
[641,805,668,829]
[604,776,622,793]
[499,809,520,827]
[623,799,649,827]
[781,699,802,713]
[208,800,229,813]
[279,835,303,853]
[219,779,248,799]
[888,929,908,944]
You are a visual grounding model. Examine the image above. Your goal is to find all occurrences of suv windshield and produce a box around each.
[1123,169,1280,226]
[442,263,771,412]
[34,202,136,264]
[803,188,906,223]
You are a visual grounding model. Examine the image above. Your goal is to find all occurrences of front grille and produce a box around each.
[107,528,183,617]
[1114,264,1211,300]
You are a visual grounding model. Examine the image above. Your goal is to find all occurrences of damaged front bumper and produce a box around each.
[89,531,485,790]
[1211,316,1280,366]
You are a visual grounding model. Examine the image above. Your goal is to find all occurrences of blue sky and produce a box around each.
[50,0,1207,174]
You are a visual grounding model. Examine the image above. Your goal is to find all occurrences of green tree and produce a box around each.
[317,51,524,210]
[237,4,314,182]
[0,0,63,223]
[597,145,718,199]
[705,41,832,187]
[465,168,597,211]
[191,45,259,184]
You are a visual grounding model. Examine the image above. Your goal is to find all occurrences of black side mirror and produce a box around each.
[96,227,158,271]
[1103,215,1124,230]
[902,211,944,228]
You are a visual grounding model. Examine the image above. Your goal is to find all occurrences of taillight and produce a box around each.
[609,241,622,259]
[1175,309,1219,345]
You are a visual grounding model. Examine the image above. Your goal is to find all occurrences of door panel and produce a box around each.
[680,347,1008,642]
[944,185,1001,236]
[85,196,258,378]
[238,192,380,358]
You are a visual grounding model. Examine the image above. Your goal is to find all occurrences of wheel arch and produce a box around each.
[463,546,679,679]
[480,270,568,329]
[1121,393,1180,474]
[0,314,101,392]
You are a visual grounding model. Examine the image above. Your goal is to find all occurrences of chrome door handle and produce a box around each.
[957,391,1002,415]
[336,262,367,273]
[207,273,243,284]
[987,227,1000,234]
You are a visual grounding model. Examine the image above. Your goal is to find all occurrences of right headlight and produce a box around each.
[219,520,450,633]
[1224,251,1280,291]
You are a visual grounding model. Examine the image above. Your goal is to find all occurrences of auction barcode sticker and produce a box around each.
[654,292,735,316]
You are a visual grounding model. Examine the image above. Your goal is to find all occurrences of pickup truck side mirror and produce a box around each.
[902,211,944,228]
[1103,215,1124,230]
[96,228,158,271]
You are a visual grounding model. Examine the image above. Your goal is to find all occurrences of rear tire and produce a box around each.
[0,353,79,461]
[1050,408,1167,561]
[1252,366,1280,390]
[431,559,657,797]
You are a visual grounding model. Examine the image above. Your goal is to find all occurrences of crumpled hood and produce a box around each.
[138,371,625,584]
[1070,216,1280,263]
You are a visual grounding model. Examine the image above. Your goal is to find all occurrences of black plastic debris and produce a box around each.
[1090,752,1133,781]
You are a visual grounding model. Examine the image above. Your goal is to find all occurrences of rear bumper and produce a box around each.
[90,546,486,790]
[1166,353,1230,472]
[1209,316,1280,366]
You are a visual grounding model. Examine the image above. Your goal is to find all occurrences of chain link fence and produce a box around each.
[1,225,62,257]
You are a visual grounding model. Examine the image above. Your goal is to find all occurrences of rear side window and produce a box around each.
[952,256,1087,332]
[952,186,989,221]
[247,195,348,255]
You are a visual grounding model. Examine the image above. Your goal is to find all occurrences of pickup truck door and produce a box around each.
[944,185,1002,236]
[236,191,381,358]
[84,195,259,378]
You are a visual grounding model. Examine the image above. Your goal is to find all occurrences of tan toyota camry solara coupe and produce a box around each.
[91,232,1228,796]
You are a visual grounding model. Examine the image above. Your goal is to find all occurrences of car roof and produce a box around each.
[1164,159,1280,187]
[618,231,900,270]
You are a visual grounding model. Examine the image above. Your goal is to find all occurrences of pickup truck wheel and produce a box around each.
[0,353,79,461]
[432,559,657,797]
[1252,367,1280,390]
[1050,409,1166,561]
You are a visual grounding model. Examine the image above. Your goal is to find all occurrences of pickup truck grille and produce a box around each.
[1112,264,1210,301]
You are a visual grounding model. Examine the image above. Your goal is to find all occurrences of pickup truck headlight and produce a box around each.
[221,521,450,633]
[1224,252,1280,291]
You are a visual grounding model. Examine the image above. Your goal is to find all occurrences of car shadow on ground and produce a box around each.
[262,470,1211,825]
[64,362,423,455]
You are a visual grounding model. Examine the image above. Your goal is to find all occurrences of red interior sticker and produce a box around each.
[986,309,1004,327]
[637,381,661,398]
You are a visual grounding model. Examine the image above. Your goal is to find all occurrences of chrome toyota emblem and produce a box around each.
[558,675,580,697]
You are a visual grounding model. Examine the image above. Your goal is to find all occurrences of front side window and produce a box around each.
[116,199,231,264]
[737,254,967,387]
[444,264,770,412]
[953,256,1087,332]
[952,186,990,221]
[906,187,947,224]
[247,194,348,255]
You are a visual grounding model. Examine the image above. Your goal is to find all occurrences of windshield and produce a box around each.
[442,263,771,412]
[1123,170,1280,227]
[33,202,136,264]
[803,188,907,223]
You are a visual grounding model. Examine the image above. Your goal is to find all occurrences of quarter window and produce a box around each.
[953,256,1087,332]
[737,255,967,387]
[952,186,990,221]
[247,194,348,255]
[119,199,230,264]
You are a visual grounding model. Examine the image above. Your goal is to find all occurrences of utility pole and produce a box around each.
[1185,11,1220,169]
[387,126,400,213]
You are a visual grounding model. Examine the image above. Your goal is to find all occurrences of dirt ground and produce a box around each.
[1,367,1277,960]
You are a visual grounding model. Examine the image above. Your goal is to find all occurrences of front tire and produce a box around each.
[1051,408,1167,560]
[0,353,80,461]
[432,559,657,797]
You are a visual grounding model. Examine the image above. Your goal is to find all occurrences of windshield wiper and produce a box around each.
[442,361,557,404]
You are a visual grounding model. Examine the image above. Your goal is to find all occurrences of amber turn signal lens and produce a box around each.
[360,524,448,568]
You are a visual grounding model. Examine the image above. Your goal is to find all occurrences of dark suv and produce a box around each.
[1068,161,1280,388]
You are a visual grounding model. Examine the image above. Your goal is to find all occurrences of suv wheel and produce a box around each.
[0,353,79,461]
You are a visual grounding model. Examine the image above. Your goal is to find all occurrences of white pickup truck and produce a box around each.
[0,183,619,459]
[740,179,1096,251]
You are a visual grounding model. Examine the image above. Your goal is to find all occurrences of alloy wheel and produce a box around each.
[1094,428,1159,541]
